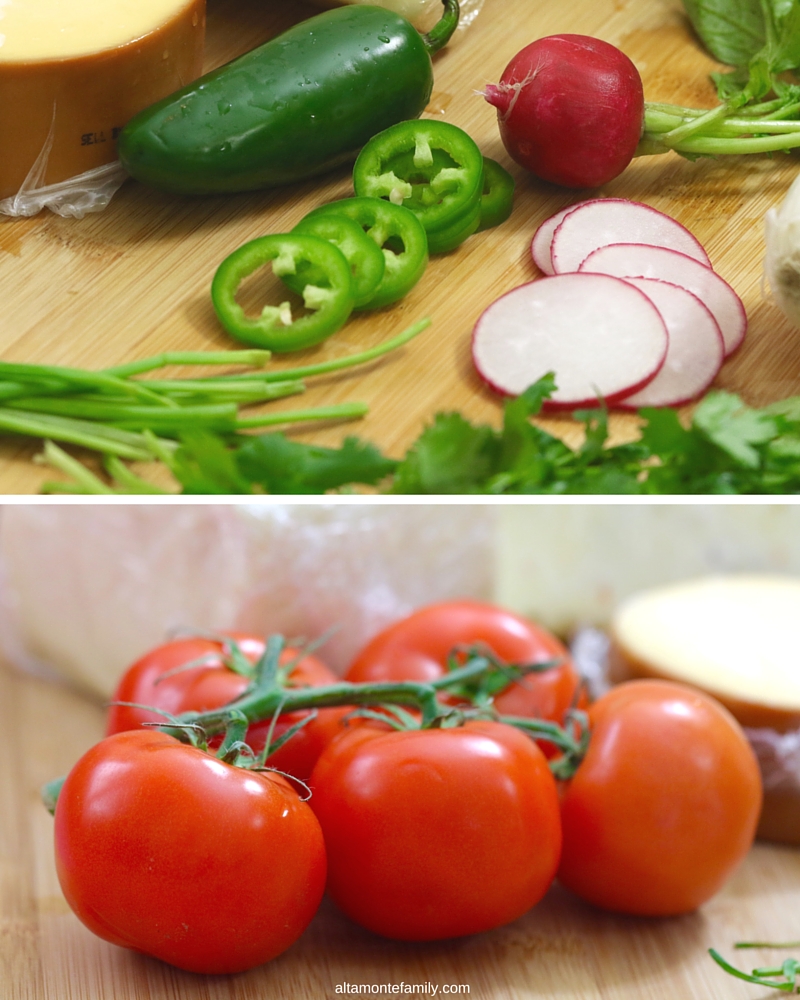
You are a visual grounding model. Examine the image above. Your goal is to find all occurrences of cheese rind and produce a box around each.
[611,575,800,726]
[0,0,205,199]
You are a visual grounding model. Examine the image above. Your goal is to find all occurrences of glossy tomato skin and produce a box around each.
[309,719,562,941]
[106,634,347,780]
[346,600,582,729]
[54,730,327,973]
[558,680,762,916]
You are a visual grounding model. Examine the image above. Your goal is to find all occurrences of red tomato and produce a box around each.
[557,680,762,916]
[346,600,583,740]
[55,729,326,973]
[309,719,562,941]
[106,634,347,781]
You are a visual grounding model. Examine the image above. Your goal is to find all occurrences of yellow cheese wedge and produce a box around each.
[0,0,205,199]
[611,574,800,844]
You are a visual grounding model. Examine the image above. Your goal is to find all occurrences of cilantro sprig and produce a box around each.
[42,374,800,495]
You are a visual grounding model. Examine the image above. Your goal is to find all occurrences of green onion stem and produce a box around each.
[104,349,272,378]
[0,363,176,408]
[0,408,175,460]
[235,402,368,429]
[220,319,431,384]
[34,441,116,494]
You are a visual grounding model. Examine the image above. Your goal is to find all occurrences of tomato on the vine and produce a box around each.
[346,600,583,749]
[309,719,561,941]
[55,729,327,973]
[106,634,347,780]
[557,679,762,916]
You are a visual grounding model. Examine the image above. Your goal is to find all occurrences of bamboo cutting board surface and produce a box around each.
[4,657,800,1000]
[0,0,798,493]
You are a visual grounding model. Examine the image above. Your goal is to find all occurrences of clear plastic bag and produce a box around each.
[0,106,128,219]
[0,162,128,220]
[0,505,494,698]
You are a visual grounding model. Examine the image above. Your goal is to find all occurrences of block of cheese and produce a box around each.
[0,0,205,199]
[611,575,800,844]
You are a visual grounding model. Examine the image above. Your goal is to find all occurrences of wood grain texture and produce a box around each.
[0,0,798,493]
[3,657,800,999]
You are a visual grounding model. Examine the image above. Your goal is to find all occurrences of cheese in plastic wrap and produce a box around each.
[0,505,494,699]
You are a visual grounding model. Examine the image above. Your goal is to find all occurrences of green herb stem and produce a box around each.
[140,379,306,403]
[235,402,368,429]
[104,349,272,378]
[6,398,240,433]
[227,318,431,384]
[34,441,117,494]
[0,408,174,460]
[102,456,171,494]
[0,363,175,408]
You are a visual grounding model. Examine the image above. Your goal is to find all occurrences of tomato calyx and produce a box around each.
[436,642,565,706]
[499,708,590,779]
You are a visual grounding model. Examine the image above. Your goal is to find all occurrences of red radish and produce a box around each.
[550,199,711,274]
[531,200,593,274]
[471,273,668,410]
[614,278,725,408]
[484,35,645,189]
[579,243,747,356]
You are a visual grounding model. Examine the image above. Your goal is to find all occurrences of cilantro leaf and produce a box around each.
[171,431,253,494]
[160,377,800,496]
[692,391,779,468]
[389,413,501,493]
[236,433,396,494]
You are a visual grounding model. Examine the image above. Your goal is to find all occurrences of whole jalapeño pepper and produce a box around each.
[118,1,459,195]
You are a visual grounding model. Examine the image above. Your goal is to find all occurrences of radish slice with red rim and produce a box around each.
[551,199,712,275]
[614,278,725,409]
[578,243,746,356]
[531,199,595,274]
[471,273,669,410]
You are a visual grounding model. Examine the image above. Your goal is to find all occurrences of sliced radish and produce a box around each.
[579,243,746,356]
[614,278,725,409]
[551,200,712,275]
[531,199,596,275]
[471,273,668,410]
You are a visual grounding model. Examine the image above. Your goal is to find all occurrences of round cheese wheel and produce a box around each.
[0,0,205,199]
[611,574,800,844]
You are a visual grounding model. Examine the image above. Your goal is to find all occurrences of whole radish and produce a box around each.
[484,35,645,188]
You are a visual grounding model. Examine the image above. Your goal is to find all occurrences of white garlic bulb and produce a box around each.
[764,173,800,327]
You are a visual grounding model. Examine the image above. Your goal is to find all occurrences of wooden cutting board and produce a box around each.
[0,0,797,493]
[3,656,800,999]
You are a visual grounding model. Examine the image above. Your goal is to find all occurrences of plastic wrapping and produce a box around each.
[0,162,128,220]
[0,505,494,699]
[745,726,800,792]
